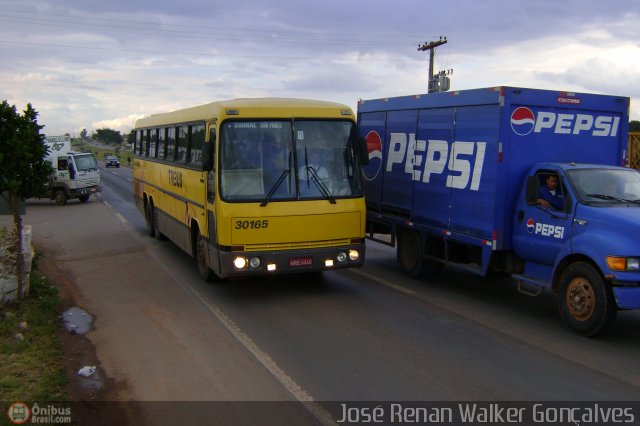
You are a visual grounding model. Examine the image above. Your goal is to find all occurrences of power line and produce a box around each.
[0,9,424,46]
[0,39,411,62]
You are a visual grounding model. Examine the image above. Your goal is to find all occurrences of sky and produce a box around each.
[1,0,639,137]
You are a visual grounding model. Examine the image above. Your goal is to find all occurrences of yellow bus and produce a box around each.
[133,98,368,281]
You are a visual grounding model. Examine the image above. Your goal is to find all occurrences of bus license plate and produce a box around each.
[289,257,313,267]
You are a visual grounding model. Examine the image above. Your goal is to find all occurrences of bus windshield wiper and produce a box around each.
[307,166,336,204]
[261,170,289,207]
[587,194,640,205]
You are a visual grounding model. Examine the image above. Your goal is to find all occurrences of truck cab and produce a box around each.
[512,163,640,334]
[45,136,102,205]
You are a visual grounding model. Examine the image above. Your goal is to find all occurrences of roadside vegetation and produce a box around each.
[72,139,133,164]
[0,246,66,402]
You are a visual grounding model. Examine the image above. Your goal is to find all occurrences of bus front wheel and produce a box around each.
[145,202,157,238]
[196,231,217,282]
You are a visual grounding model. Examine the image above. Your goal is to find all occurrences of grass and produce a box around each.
[0,256,67,402]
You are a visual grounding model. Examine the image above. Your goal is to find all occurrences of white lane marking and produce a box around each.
[153,255,335,426]
[351,269,416,296]
[115,213,128,224]
[103,200,111,208]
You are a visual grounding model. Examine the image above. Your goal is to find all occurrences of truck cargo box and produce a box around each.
[359,87,629,250]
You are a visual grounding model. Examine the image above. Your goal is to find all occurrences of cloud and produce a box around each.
[1,0,639,137]
[89,114,144,135]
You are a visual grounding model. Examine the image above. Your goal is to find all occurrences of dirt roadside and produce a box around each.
[37,245,144,425]
[12,197,311,425]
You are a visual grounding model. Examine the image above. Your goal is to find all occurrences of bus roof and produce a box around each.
[134,98,354,129]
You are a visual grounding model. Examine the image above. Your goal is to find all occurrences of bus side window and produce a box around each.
[177,126,188,163]
[190,124,205,167]
[166,127,176,161]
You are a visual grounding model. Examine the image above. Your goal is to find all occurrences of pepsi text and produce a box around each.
[385,132,486,191]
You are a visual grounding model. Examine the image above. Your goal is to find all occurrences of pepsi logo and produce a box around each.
[511,107,535,136]
[526,218,535,234]
[363,131,382,181]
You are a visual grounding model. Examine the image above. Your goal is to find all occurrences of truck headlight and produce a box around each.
[628,258,640,271]
[606,256,640,271]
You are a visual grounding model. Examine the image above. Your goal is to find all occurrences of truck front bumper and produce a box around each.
[70,185,103,197]
[613,286,640,309]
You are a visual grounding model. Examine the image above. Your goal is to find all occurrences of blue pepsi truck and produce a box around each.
[359,86,640,336]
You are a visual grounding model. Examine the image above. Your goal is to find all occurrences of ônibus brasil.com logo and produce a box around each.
[6,402,30,424]
[6,402,72,424]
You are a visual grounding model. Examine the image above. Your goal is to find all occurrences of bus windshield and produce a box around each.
[219,120,362,202]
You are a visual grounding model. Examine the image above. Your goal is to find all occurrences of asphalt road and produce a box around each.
[19,164,640,423]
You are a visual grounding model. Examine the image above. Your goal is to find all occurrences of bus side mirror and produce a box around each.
[202,131,215,172]
[69,163,76,180]
[202,143,212,172]
[358,136,369,166]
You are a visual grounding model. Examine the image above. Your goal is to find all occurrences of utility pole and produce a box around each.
[418,37,447,93]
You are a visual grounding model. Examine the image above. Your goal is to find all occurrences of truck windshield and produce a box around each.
[567,168,640,205]
[73,154,98,172]
[219,120,362,202]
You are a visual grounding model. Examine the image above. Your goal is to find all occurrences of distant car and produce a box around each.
[105,156,120,168]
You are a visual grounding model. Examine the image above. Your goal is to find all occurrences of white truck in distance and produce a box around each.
[44,135,102,205]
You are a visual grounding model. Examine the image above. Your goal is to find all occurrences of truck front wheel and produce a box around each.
[54,189,67,205]
[398,230,443,280]
[557,262,616,336]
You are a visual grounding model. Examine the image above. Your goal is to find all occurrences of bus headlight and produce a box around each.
[233,257,248,269]
[336,252,347,263]
[249,257,261,269]
[606,256,640,271]
[349,250,360,261]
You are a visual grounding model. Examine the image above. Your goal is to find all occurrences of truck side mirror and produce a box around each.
[68,159,76,179]
[525,176,539,205]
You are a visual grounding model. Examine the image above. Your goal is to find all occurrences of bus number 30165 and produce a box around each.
[235,220,269,230]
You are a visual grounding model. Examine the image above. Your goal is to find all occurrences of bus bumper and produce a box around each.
[217,243,366,278]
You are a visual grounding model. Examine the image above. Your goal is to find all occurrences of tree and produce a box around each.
[630,121,640,132]
[80,128,88,140]
[94,128,123,145]
[0,100,52,299]
[127,129,136,146]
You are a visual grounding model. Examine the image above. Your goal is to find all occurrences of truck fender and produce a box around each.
[552,231,617,291]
